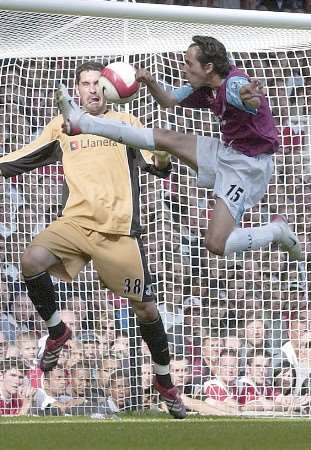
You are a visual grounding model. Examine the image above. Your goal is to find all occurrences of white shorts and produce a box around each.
[196,135,274,224]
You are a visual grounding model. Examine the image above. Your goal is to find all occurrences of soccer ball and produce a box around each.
[99,61,139,104]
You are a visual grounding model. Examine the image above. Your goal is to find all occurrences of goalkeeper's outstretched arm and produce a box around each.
[0,117,61,179]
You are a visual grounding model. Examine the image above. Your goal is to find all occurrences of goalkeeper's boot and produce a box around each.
[154,378,187,419]
[40,325,72,372]
[55,84,85,135]
[271,214,303,261]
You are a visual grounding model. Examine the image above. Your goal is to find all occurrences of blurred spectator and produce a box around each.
[203,349,240,406]
[182,296,209,378]
[238,349,283,411]
[35,366,71,415]
[0,277,10,311]
[97,356,120,390]
[273,359,311,414]
[93,307,116,353]
[181,349,241,415]
[0,358,35,415]
[60,308,82,338]
[259,0,302,11]
[140,355,163,412]
[280,310,311,394]
[170,355,193,394]
[110,331,130,359]
[68,362,114,417]
[15,331,42,389]
[240,310,271,373]
[15,331,37,368]
[78,331,101,369]
[0,282,39,342]
[107,369,131,412]
[0,331,8,360]
[141,356,154,407]
[65,340,84,369]
[68,363,93,399]
[201,334,222,381]
[274,359,297,396]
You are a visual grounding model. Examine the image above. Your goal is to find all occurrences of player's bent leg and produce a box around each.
[205,193,302,260]
[21,245,60,276]
[153,129,197,171]
[205,198,236,256]
[56,84,198,171]
[21,245,72,371]
[56,84,155,149]
[222,214,303,261]
[130,300,187,419]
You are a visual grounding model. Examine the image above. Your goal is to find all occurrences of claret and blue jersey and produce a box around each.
[172,66,280,157]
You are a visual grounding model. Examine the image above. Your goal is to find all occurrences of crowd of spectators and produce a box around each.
[137,0,311,14]
[0,3,310,418]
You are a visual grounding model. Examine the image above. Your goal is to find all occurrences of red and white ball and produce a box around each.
[99,62,139,104]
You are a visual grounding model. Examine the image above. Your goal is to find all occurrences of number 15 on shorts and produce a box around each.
[226,184,244,203]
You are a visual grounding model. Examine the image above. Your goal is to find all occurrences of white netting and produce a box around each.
[1,10,311,58]
[0,5,310,418]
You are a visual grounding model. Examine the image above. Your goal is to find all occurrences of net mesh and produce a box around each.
[0,7,310,417]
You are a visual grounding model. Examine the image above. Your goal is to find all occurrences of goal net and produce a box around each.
[0,1,310,417]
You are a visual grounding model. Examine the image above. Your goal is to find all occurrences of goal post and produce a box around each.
[0,1,310,418]
[2,0,311,29]
[1,1,311,58]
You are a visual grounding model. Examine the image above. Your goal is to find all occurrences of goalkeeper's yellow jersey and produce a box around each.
[0,111,158,236]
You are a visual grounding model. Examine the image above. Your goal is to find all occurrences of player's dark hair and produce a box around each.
[76,61,107,84]
[190,36,230,77]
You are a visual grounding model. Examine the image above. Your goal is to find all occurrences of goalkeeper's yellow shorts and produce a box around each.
[30,217,154,302]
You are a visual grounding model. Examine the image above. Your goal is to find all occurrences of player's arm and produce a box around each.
[226,76,262,114]
[0,117,62,179]
[239,79,263,110]
[136,69,178,108]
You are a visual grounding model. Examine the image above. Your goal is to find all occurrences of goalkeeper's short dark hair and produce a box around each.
[76,60,107,84]
[190,36,230,78]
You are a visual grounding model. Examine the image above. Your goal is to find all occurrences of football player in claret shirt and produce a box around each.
[0,61,186,419]
[0,358,34,416]
[58,35,302,262]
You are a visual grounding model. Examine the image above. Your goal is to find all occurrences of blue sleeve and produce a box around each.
[226,76,257,115]
[172,83,194,103]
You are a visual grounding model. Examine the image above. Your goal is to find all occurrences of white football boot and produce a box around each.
[55,84,85,135]
[271,214,303,261]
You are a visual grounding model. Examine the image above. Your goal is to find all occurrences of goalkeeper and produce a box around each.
[58,36,302,262]
[0,61,186,419]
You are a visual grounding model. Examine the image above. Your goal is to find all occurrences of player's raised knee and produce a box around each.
[21,246,51,275]
[204,234,225,256]
[154,128,184,150]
